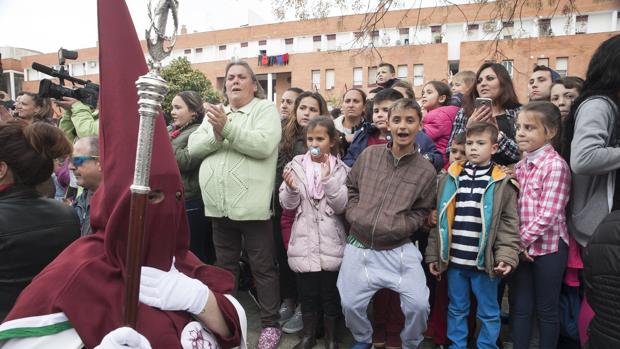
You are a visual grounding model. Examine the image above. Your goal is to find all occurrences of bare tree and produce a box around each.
[271,0,580,65]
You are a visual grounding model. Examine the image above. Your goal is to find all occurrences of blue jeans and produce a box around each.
[509,242,567,349]
[447,267,500,349]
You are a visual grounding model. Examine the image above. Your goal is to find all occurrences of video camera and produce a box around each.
[32,48,99,109]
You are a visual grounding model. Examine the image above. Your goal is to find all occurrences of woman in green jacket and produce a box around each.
[188,60,283,348]
[169,90,215,264]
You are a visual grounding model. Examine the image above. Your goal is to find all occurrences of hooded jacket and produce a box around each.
[279,155,349,273]
[426,161,520,276]
[342,122,444,171]
[422,105,459,167]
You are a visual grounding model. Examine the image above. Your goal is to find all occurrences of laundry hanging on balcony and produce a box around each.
[257,53,289,66]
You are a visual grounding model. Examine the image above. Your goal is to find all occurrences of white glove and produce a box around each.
[139,258,210,315]
[95,327,152,349]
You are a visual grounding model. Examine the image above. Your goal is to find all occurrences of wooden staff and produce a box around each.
[122,0,176,327]
[123,71,169,327]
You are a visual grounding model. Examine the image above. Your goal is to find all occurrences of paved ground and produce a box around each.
[237,291,517,349]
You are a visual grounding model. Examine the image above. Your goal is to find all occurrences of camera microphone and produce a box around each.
[31,62,57,77]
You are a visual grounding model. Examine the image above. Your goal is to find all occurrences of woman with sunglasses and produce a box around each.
[0,120,80,319]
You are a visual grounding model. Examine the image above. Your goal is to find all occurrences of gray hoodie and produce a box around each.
[569,96,620,246]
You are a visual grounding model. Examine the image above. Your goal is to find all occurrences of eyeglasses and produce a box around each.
[71,156,99,167]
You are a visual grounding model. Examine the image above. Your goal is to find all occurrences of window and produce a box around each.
[353,67,363,87]
[354,32,364,39]
[326,34,336,50]
[537,57,549,67]
[312,70,320,90]
[285,38,294,52]
[482,21,496,34]
[413,64,424,86]
[71,62,84,76]
[259,40,267,46]
[576,15,588,34]
[370,30,380,45]
[326,69,335,90]
[218,45,226,59]
[431,25,442,43]
[448,61,459,76]
[87,61,99,74]
[467,24,479,40]
[538,18,552,37]
[368,66,377,87]
[241,42,248,48]
[502,21,514,39]
[556,57,568,77]
[313,35,322,51]
[398,28,409,45]
[184,49,191,55]
[195,48,203,54]
[397,64,408,80]
[501,60,514,78]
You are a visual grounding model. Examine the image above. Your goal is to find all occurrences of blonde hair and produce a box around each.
[453,71,476,89]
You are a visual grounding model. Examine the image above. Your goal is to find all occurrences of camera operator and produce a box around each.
[56,96,99,142]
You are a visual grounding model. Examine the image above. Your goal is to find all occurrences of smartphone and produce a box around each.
[474,97,493,109]
[64,185,77,202]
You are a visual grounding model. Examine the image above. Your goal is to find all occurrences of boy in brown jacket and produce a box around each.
[337,98,437,349]
[426,122,520,349]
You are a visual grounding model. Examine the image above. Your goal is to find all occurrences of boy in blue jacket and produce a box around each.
[343,88,444,171]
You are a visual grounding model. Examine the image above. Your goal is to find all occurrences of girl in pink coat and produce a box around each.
[421,81,459,169]
[279,116,349,349]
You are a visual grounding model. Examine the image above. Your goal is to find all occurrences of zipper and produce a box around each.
[368,155,398,249]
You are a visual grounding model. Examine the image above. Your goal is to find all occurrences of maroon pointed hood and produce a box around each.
[4,1,235,347]
[92,0,182,272]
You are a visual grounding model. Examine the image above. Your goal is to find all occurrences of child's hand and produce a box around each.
[519,250,534,263]
[497,164,513,176]
[429,262,442,281]
[493,261,512,276]
[320,155,331,178]
[427,209,438,227]
[283,168,298,191]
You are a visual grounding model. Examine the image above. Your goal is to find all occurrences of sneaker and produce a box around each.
[257,327,282,349]
[282,305,303,333]
[278,302,294,325]
[351,342,372,349]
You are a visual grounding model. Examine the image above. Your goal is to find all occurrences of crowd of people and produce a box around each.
[0,33,619,349]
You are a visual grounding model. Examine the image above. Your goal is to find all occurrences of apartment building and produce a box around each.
[4,0,619,106]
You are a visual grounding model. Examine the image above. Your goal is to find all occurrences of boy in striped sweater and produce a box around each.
[426,122,520,349]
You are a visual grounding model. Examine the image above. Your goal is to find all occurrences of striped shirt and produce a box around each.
[450,162,492,268]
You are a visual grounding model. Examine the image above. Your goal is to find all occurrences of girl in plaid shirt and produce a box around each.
[510,101,571,349]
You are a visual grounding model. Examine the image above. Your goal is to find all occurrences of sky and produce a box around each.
[0,0,472,54]
[0,0,280,54]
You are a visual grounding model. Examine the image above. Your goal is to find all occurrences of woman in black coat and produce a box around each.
[583,211,620,349]
[0,120,80,320]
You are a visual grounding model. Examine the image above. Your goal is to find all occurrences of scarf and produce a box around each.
[302,151,336,200]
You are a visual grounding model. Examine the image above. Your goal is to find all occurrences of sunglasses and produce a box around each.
[71,156,99,167]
